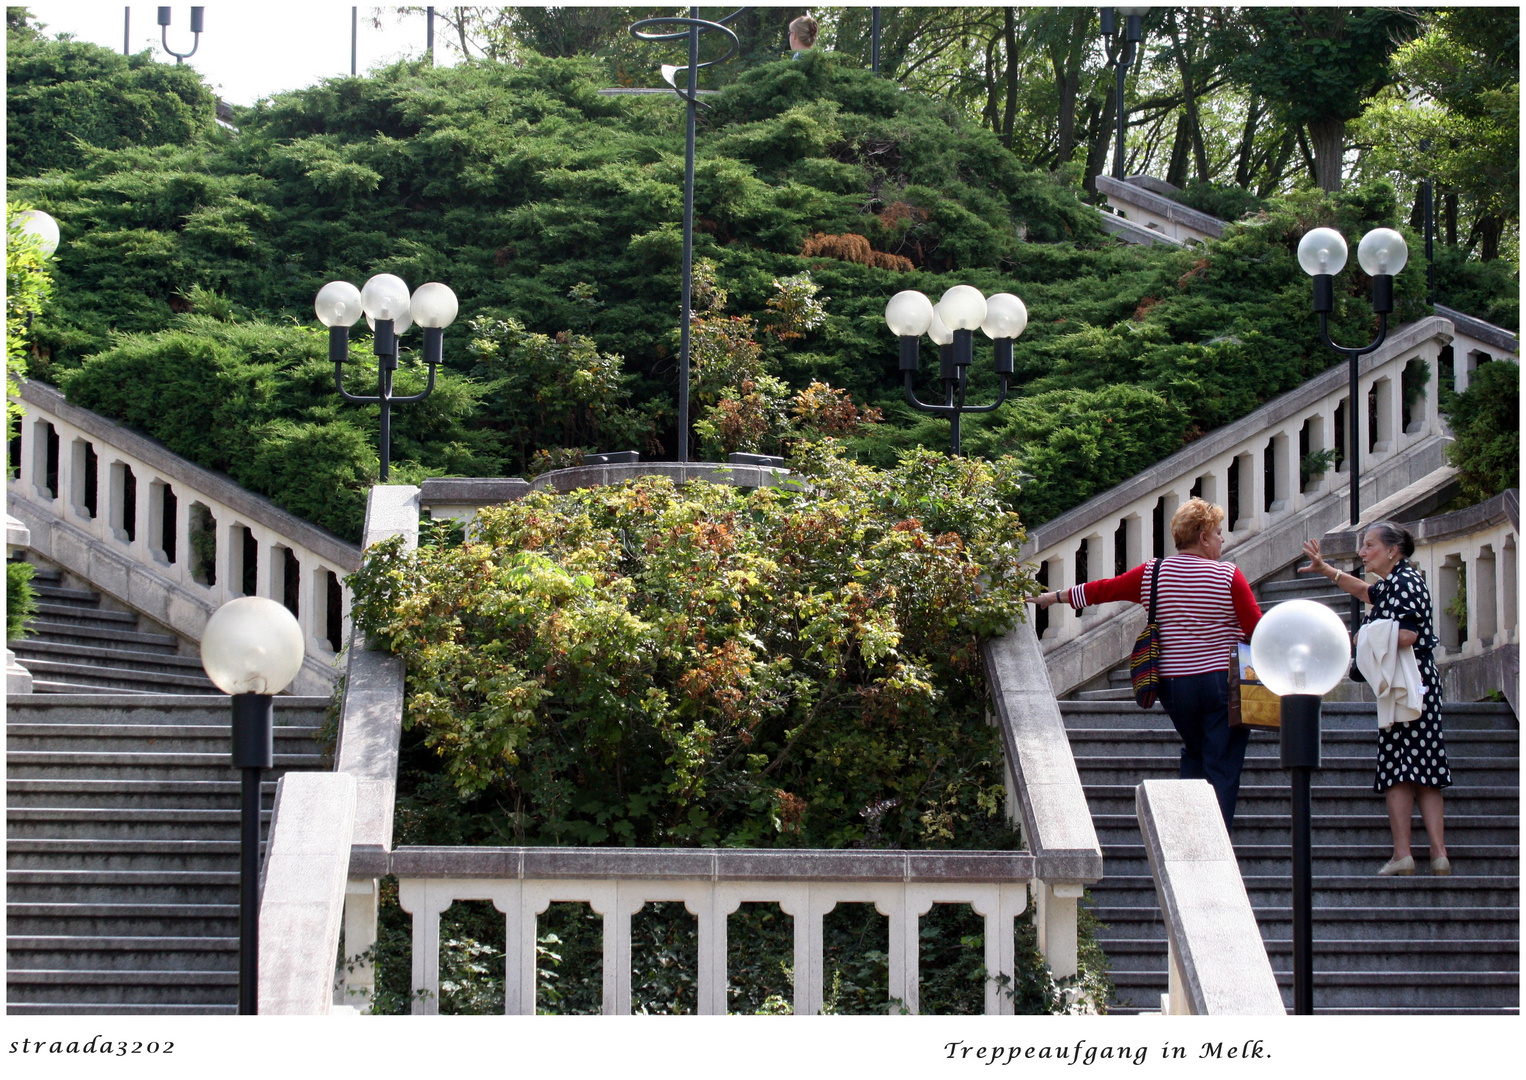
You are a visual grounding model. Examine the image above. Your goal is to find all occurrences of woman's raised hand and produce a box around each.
[1298,538,1327,576]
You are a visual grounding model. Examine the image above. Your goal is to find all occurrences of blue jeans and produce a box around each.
[1158,670,1250,831]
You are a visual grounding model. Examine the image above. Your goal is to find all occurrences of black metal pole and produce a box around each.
[1114,57,1127,180]
[239,765,262,1013]
[1421,138,1434,304]
[426,6,434,63]
[124,7,130,55]
[677,7,700,463]
[1348,349,1361,630]
[871,8,881,73]
[1279,692,1321,1015]
[230,692,274,1016]
[351,7,358,76]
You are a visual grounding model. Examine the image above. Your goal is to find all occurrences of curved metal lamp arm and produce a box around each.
[334,362,380,404]
[389,363,438,405]
[630,12,743,106]
[1318,311,1389,359]
[903,372,1010,415]
[957,377,1011,414]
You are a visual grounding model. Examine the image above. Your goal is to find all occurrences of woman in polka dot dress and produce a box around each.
[1301,521,1451,876]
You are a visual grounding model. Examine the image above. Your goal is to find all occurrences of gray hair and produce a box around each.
[1363,520,1415,559]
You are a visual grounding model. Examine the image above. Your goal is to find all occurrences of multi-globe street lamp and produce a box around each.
[157,6,205,64]
[199,596,306,1015]
[316,274,458,482]
[1297,225,1409,628]
[1250,598,1351,1015]
[884,286,1028,456]
[1100,7,1149,181]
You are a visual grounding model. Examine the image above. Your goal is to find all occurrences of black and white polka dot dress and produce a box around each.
[1365,560,1452,792]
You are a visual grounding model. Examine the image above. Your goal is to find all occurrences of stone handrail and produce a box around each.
[1136,779,1284,1015]
[1024,316,1460,696]
[375,845,1031,1015]
[259,772,358,1014]
[1095,175,1225,244]
[982,623,1104,979]
[8,379,358,695]
[1322,488,1519,713]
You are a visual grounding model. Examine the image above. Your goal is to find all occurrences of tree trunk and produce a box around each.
[1480,215,1503,261]
[1083,93,1115,194]
[1444,191,1458,246]
[1001,7,1019,149]
[1166,114,1192,188]
[1048,9,1092,168]
[1306,117,1345,192]
[1234,97,1261,189]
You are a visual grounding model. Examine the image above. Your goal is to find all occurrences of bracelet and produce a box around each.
[1332,570,1342,585]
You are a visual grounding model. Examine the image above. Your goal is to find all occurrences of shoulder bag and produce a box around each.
[1128,558,1164,709]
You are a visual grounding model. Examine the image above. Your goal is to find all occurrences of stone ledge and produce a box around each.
[419,477,531,508]
[1435,304,1518,355]
[1095,175,1226,238]
[1322,486,1518,555]
[379,845,1036,882]
[1096,209,1187,247]
[18,380,360,571]
[530,461,797,494]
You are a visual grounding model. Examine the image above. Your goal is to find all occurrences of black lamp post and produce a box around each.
[1419,137,1435,304]
[629,9,743,462]
[884,286,1027,456]
[157,6,204,64]
[317,275,458,482]
[1250,599,1351,1015]
[1297,226,1409,628]
[1100,7,1149,181]
[200,597,306,1015]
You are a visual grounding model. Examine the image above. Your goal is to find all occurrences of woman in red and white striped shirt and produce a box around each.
[1029,498,1262,830]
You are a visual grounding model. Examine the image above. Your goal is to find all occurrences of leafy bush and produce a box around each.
[7,560,37,640]
[1173,181,1268,223]
[1442,359,1519,503]
[350,447,1034,849]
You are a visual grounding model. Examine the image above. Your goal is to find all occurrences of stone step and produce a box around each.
[9,840,250,873]
[5,1002,236,1015]
[29,584,102,607]
[5,695,332,725]
[1092,844,1520,878]
[8,935,238,971]
[5,967,237,1007]
[6,752,327,782]
[30,602,139,628]
[9,639,215,676]
[7,807,274,840]
[19,620,182,653]
[8,723,322,754]
[1094,873,1518,909]
[7,778,287,810]
[7,903,238,938]
[8,870,240,905]
[10,658,220,694]
[1102,937,1518,973]
[1090,905,1520,940]
[1108,969,1518,1011]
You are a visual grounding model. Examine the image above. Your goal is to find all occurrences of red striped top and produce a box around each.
[1064,555,1262,677]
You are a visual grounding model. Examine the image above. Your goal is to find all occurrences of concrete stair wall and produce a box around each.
[1066,699,1519,1014]
[6,694,330,1014]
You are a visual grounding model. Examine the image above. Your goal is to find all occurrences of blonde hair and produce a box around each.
[1170,497,1225,551]
[790,15,818,47]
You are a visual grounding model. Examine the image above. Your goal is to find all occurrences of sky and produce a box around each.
[25,3,460,106]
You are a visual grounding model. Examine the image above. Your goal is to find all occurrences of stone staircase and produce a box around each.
[8,563,219,695]
[1068,698,1519,1014]
[6,560,330,1014]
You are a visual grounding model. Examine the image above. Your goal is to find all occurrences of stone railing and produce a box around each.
[348,846,1032,1015]
[7,380,359,694]
[332,468,1102,1013]
[1324,488,1519,713]
[1095,174,1224,246]
[1136,779,1284,1015]
[1024,317,1460,696]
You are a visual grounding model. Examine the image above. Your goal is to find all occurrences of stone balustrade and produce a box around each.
[1023,317,1470,696]
[8,380,358,694]
[1323,488,1519,712]
[350,846,1032,1015]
